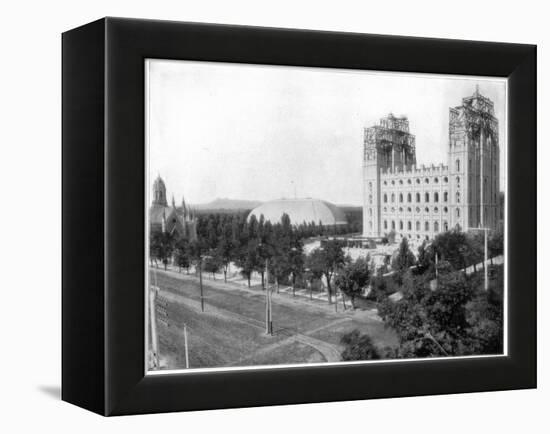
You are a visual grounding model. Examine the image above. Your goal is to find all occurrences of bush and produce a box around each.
[341,330,380,361]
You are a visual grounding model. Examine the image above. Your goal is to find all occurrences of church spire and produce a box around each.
[152,174,168,207]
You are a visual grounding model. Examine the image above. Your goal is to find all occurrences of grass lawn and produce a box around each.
[149,268,398,370]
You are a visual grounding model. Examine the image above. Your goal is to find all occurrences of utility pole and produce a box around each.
[199,256,204,312]
[183,323,190,369]
[149,284,159,369]
[265,257,273,335]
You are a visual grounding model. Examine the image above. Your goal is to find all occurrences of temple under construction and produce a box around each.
[362,87,501,240]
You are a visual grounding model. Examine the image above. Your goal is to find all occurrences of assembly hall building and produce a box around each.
[362,88,501,241]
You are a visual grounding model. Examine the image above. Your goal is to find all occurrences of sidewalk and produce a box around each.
[150,264,372,317]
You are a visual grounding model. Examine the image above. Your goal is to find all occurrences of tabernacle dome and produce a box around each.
[247,198,347,226]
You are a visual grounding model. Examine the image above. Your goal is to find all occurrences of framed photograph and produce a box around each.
[62,17,536,416]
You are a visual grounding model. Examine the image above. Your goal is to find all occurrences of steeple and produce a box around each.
[152,175,168,206]
[171,195,176,209]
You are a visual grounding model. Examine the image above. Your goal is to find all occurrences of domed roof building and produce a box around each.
[248,198,347,227]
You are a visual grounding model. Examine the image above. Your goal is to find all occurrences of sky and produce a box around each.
[146,59,507,207]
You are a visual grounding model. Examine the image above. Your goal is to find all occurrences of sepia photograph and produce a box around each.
[145,59,507,372]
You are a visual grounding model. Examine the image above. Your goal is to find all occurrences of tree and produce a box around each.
[306,240,347,303]
[340,330,380,361]
[217,220,235,283]
[287,238,305,296]
[416,240,434,274]
[488,227,504,260]
[391,237,416,272]
[335,257,370,309]
[149,229,175,270]
[233,214,261,287]
[203,254,222,280]
[386,229,396,244]
[235,239,260,287]
[173,239,191,273]
[432,229,473,271]
[378,269,499,358]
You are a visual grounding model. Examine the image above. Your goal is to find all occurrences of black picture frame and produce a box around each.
[62,17,536,416]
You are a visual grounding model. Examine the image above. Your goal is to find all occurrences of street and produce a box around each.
[149,267,398,370]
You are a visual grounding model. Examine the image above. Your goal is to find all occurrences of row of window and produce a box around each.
[380,206,448,214]
[379,191,459,204]
[382,176,449,187]
[382,220,450,232]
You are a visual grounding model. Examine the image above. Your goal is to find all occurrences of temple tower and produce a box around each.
[362,114,416,237]
[448,87,499,231]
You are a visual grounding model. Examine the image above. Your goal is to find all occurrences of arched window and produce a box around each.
[391,193,395,203]
[444,176,448,183]
[456,191,461,203]
[416,193,421,203]
[425,178,430,184]
[444,221,448,231]
[383,194,388,203]
[434,192,439,203]
[444,191,448,202]
[399,180,403,185]
[434,221,439,232]
[368,182,372,192]
[384,220,388,230]
[399,193,403,203]
[434,177,439,183]
[425,192,430,202]
[444,206,448,213]
[434,207,439,213]
[416,221,420,231]
[456,208,460,218]
[456,159,460,172]
[407,207,412,212]
[456,176,460,184]
[416,178,421,184]
[407,193,412,203]
[399,221,403,230]
[425,221,430,231]
[425,207,429,213]
[391,221,396,230]
[399,207,403,213]
[407,221,412,230]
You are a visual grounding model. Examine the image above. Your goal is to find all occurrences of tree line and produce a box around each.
[150,212,358,299]
[151,210,505,360]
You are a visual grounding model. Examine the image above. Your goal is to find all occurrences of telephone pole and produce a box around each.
[183,323,190,369]
[149,284,160,368]
[199,257,204,312]
[265,257,273,335]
